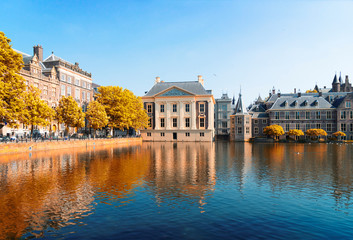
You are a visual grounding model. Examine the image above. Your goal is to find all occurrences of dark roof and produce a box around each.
[269,95,333,110]
[332,74,339,84]
[144,81,209,96]
[252,112,269,118]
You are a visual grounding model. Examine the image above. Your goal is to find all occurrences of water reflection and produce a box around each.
[0,142,353,239]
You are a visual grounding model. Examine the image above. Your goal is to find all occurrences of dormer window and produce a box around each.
[303,100,308,106]
[346,101,351,108]
[294,100,298,106]
[314,100,319,106]
[284,100,288,107]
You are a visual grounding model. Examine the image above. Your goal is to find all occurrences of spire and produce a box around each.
[332,73,338,84]
[339,72,343,84]
[234,92,247,114]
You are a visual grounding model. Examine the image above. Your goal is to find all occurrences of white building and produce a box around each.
[141,76,215,142]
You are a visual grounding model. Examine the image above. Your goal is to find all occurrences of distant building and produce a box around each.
[141,76,215,141]
[214,93,232,139]
[1,45,94,138]
[230,93,252,141]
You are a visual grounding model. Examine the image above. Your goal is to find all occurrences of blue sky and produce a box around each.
[1,0,353,105]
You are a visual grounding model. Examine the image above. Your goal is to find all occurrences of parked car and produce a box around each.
[1,137,10,142]
[10,136,16,141]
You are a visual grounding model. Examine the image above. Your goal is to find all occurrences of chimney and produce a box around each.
[319,91,322,97]
[272,86,276,95]
[294,88,296,94]
[155,76,160,84]
[277,90,281,97]
[198,75,204,86]
[345,75,349,84]
[33,45,43,62]
[298,89,302,97]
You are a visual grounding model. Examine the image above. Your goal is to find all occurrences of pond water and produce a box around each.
[1,142,353,239]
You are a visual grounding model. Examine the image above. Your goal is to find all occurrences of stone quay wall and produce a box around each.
[0,138,142,155]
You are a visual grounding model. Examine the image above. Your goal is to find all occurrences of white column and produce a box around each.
[155,102,160,130]
[191,100,197,130]
[208,100,214,130]
[166,103,171,129]
[179,101,184,130]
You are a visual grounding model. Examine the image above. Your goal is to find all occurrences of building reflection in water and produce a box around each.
[143,142,216,212]
[1,142,353,238]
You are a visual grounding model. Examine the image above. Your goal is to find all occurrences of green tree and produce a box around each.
[55,96,85,136]
[86,101,108,137]
[96,86,148,131]
[23,86,55,135]
[263,124,285,139]
[0,31,27,127]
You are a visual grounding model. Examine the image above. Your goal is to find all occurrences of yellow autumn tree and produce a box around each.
[23,86,55,135]
[305,90,318,93]
[263,124,285,139]
[86,101,108,136]
[96,86,148,131]
[287,129,304,137]
[306,129,327,140]
[0,31,27,127]
[333,131,346,141]
[55,96,85,136]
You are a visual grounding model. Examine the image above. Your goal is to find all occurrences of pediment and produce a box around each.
[157,87,194,97]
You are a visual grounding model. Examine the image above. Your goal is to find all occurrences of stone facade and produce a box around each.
[335,93,353,140]
[141,76,215,142]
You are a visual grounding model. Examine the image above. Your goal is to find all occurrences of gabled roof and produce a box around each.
[144,81,209,96]
[269,95,333,110]
[43,53,61,62]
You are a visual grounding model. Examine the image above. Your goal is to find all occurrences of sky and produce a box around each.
[1,0,353,105]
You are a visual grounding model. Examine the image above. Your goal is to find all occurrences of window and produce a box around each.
[237,127,242,134]
[285,124,290,132]
[296,123,300,130]
[285,112,290,120]
[173,118,177,128]
[222,105,227,111]
[160,132,165,137]
[254,120,258,124]
[275,112,279,120]
[316,123,321,129]
[341,111,346,120]
[341,123,347,132]
[185,118,190,128]
[43,86,48,95]
[147,104,152,113]
[295,112,300,120]
[327,111,332,120]
[350,111,353,119]
[327,123,332,132]
[223,113,227,119]
[67,86,71,96]
[82,91,86,101]
[87,92,90,102]
[148,118,152,128]
[306,112,310,120]
[237,117,242,124]
[34,83,39,88]
[87,83,90,90]
[200,103,205,112]
[246,127,250,134]
[254,127,259,134]
[160,118,165,128]
[200,118,205,128]
[147,132,151,137]
[262,119,267,124]
[75,88,80,100]
[52,88,56,97]
[306,123,310,131]
[315,111,321,120]
[200,132,204,137]
[82,81,86,88]
[222,122,227,128]
[350,124,353,132]
[67,76,72,84]
[61,74,66,82]
[185,104,190,112]
[246,117,249,124]
[173,104,177,112]
[346,101,351,108]
[75,79,80,86]
[160,104,164,113]
[186,132,190,137]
